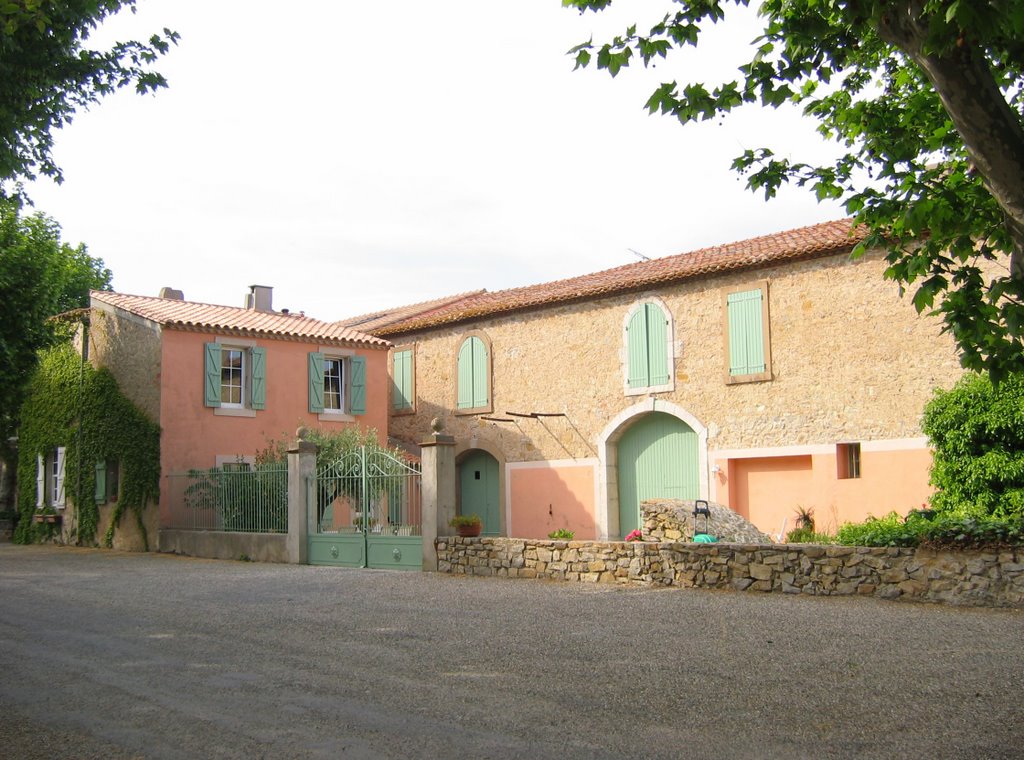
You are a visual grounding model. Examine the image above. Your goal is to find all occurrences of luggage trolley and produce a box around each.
[692,499,718,543]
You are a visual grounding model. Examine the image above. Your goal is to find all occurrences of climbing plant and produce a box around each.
[14,339,160,547]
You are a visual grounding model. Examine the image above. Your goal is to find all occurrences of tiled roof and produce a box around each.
[337,290,486,333]
[370,218,865,336]
[91,291,390,348]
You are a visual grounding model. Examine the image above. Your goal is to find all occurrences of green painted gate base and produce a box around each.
[308,534,422,571]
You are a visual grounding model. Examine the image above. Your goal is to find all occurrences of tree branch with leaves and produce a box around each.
[564,0,1024,381]
[0,0,178,197]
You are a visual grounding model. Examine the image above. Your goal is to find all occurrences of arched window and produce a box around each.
[624,301,673,393]
[456,333,491,413]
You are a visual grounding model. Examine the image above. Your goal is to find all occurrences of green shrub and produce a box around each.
[923,373,1024,518]
[783,526,833,544]
[835,511,1024,549]
[836,512,924,547]
[548,528,575,540]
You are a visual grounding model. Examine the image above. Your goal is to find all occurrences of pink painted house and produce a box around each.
[89,286,390,535]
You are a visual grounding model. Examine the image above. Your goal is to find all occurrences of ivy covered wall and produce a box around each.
[14,339,160,548]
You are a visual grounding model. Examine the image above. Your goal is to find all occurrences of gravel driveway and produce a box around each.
[1,544,1022,759]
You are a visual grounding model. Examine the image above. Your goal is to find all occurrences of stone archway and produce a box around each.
[596,399,709,540]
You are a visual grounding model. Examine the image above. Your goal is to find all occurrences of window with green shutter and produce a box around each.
[625,301,673,393]
[205,342,265,412]
[309,351,366,417]
[456,334,491,413]
[725,282,772,383]
[391,347,414,412]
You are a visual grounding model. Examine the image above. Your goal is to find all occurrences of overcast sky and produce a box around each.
[25,0,846,322]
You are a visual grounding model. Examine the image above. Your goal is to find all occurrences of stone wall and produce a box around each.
[89,306,162,423]
[435,537,1024,608]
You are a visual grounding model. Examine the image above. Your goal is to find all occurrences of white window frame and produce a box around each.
[213,337,258,418]
[37,447,66,509]
[220,347,246,409]
[317,346,356,422]
[323,356,346,413]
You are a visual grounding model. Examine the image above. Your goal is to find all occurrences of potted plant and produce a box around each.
[32,509,61,525]
[449,513,483,537]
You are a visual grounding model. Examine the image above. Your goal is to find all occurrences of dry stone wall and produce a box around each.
[435,537,1024,608]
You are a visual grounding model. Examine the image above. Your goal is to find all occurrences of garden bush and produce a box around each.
[835,511,1024,550]
[923,373,1024,518]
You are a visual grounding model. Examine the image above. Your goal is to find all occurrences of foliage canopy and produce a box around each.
[0,200,112,452]
[0,0,178,195]
[564,0,1024,382]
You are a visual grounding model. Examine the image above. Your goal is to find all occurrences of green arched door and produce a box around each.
[617,412,699,538]
[458,450,500,536]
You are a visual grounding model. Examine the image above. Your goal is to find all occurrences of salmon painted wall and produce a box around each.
[716,447,934,536]
[508,462,597,539]
[158,329,389,520]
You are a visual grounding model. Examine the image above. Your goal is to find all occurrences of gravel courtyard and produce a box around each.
[1,544,1021,759]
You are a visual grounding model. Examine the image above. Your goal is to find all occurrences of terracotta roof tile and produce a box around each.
[371,218,865,336]
[337,290,486,333]
[91,291,389,348]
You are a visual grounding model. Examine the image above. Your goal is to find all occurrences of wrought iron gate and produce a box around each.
[307,447,422,570]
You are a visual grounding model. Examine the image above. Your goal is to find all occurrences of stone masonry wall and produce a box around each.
[89,306,162,423]
[435,537,1024,608]
[388,248,964,464]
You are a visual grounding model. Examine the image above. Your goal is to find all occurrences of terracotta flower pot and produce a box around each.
[456,523,482,537]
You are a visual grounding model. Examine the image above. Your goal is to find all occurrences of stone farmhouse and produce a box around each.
[342,218,964,540]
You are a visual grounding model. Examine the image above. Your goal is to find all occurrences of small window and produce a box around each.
[37,447,66,508]
[221,348,244,406]
[95,459,120,504]
[724,281,772,384]
[308,351,366,418]
[837,443,861,479]
[204,342,266,413]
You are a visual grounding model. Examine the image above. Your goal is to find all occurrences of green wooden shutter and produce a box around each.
[645,303,670,386]
[627,308,649,388]
[94,460,107,503]
[727,289,765,375]
[36,454,45,507]
[350,356,366,415]
[471,337,488,408]
[55,447,66,507]
[393,349,412,410]
[457,339,475,409]
[308,352,324,413]
[250,347,266,410]
[204,343,222,407]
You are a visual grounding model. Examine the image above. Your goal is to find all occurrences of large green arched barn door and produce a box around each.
[617,412,699,539]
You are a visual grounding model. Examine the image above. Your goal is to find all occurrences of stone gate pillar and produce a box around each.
[420,417,456,571]
[287,427,318,564]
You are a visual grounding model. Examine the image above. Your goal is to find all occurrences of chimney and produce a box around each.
[159,287,184,300]
[246,285,273,312]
